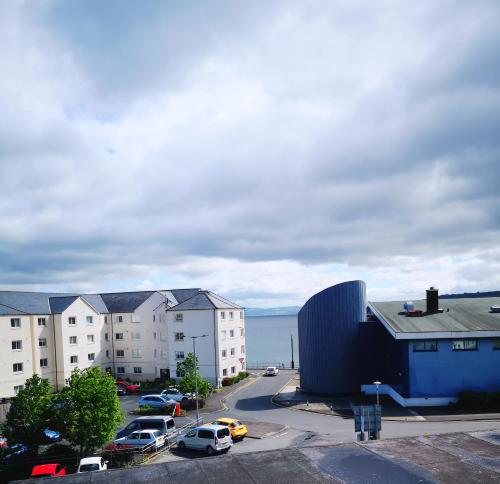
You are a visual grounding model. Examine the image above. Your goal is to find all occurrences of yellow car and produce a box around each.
[211,418,248,441]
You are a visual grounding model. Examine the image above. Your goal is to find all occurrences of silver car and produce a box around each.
[113,429,165,449]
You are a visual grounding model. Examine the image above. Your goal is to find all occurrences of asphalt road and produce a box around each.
[123,370,500,462]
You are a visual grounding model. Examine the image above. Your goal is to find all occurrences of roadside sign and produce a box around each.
[353,405,381,433]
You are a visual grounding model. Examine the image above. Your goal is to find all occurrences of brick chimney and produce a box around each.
[426,287,439,313]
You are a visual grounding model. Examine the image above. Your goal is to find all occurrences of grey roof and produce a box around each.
[170,288,201,304]
[0,303,25,316]
[100,291,155,313]
[81,294,108,313]
[369,296,500,337]
[171,291,242,311]
[0,291,73,315]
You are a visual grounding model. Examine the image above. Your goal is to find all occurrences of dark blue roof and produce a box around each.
[170,288,200,304]
[0,291,72,315]
[100,291,155,313]
[0,303,25,316]
[49,296,79,314]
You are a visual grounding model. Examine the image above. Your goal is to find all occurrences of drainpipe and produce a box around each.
[51,313,58,392]
[110,313,115,375]
[212,309,219,388]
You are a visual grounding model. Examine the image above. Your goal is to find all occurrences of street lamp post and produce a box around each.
[373,380,381,406]
[290,334,295,369]
[190,334,208,423]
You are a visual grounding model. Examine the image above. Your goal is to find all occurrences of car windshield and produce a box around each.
[217,428,230,438]
[79,464,99,472]
[267,367,275,371]
[139,421,162,430]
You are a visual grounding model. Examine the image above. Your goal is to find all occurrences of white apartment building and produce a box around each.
[0,288,245,399]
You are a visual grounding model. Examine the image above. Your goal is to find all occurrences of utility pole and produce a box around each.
[291,334,295,369]
[190,334,208,423]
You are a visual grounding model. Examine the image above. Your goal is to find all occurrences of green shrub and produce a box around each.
[181,399,205,411]
[231,375,241,385]
[131,404,175,416]
[221,378,233,387]
[238,371,249,379]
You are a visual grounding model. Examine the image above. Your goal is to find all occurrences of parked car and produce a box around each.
[40,428,62,444]
[116,385,126,396]
[160,388,191,403]
[211,418,248,441]
[177,425,232,455]
[138,395,176,408]
[114,429,165,449]
[30,463,66,478]
[115,380,140,394]
[264,366,279,376]
[77,456,108,473]
[115,416,176,439]
[0,444,30,464]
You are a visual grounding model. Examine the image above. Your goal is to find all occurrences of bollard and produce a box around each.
[330,403,333,412]
[175,402,181,417]
[306,400,309,407]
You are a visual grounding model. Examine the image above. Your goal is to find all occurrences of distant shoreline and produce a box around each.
[246,313,298,318]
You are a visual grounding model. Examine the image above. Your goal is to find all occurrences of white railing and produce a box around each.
[361,384,458,407]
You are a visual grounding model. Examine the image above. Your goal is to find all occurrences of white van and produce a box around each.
[177,425,232,455]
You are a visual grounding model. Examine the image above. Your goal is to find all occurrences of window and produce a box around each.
[38,317,46,326]
[162,351,168,359]
[240,327,244,337]
[106,350,109,358]
[70,355,78,364]
[153,314,156,322]
[175,313,183,322]
[198,429,213,439]
[153,332,157,340]
[68,317,76,325]
[116,350,125,358]
[222,368,227,376]
[105,333,108,341]
[221,311,225,320]
[118,316,123,323]
[69,336,77,345]
[230,347,235,356]
[14,385,24,395]
[86,316,93,324]
[13,362,23,373]
[493,339,500,350]
[132,349,142,358]
[115,333,124,340]
[241,345,245,354]
[154,349,157,357]
[39,338,47,347]
[175,332,184,341]
[413,340,437,352]
[11,340,22,351]
[40,358,48,368]
[134,367,142,374]
[175,351,185,359]
[453,339,477,351]
[221,330,227,340]
[240,311,243,319]
[229,311,234,320]
[104,316,108,323]
[116,366,125,374]
[87,334,95,344]
[11,318,20,328]
[88,353,95,361]
[231,366,236,374]
[229,329,234,338]
[222,349,227,358]
[131,332,141,340]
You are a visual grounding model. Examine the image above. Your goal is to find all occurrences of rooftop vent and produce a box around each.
[426,286,439,313]
[403,301,414,313]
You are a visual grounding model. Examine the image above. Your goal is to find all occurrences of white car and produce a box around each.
[77,457,107,473]
[264,366,279,376]
[177,425,232,455]
[113,429,165,449]
[160,388,191,403]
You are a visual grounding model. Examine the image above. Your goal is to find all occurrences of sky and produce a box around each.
[1,0,500,307]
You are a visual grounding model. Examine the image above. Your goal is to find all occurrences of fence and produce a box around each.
[246,362,299,370]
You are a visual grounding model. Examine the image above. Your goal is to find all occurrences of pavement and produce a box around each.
[25,430,500,483]
[274,374,500,422]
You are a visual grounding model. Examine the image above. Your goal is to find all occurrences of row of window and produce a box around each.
[221,346,245,358]
[174,311,244,322]
[222,366,237,377]
[116,366,142,374]
[413,339,500,352]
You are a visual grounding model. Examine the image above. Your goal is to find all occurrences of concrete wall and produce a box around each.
[408,338,500,397]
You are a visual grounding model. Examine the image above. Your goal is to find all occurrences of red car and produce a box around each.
[115,380,140,394]
[31,463,67,478]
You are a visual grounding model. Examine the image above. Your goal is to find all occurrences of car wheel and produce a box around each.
[178,441,186,450]
[206,446,215,456]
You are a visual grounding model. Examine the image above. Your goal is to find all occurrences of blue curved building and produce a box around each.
[298,280,366,394]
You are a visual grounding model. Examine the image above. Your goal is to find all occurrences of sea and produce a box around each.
[245,315,299,368]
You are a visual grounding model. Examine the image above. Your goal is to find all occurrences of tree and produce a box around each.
[176,352,212,398]
[3,375,53,452]
[58,367,123,456]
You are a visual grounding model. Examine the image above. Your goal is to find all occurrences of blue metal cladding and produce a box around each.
[298,280,366,394]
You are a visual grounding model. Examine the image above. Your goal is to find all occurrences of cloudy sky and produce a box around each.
[1,0,500,307]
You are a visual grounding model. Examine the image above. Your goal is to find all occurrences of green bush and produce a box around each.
[238,371,249,379]
[181,398,205,411]
[221,378,233,387]
[231,375,241,384]
[131,404,175,416]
